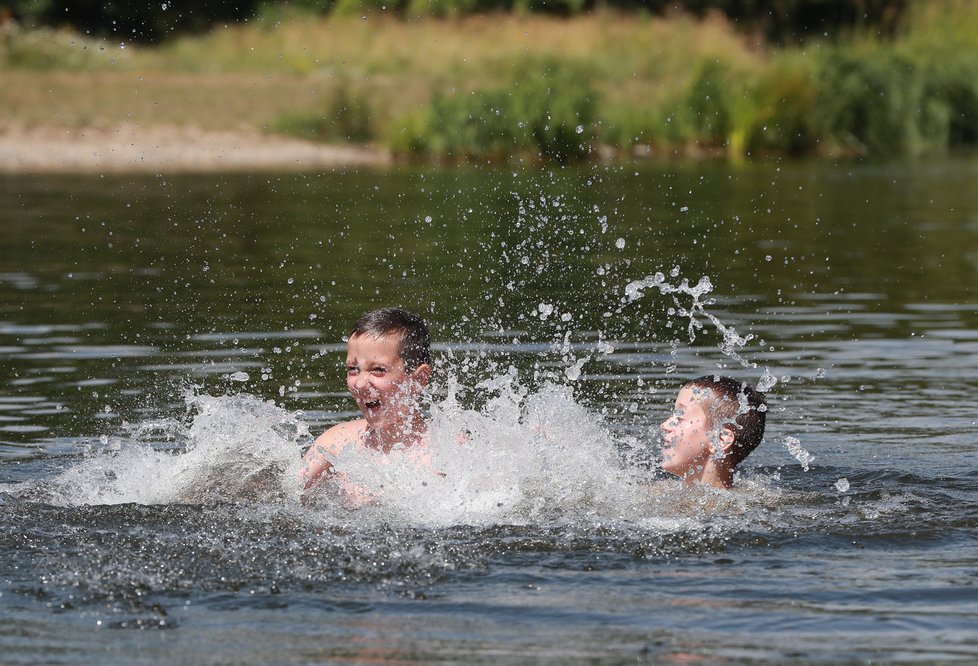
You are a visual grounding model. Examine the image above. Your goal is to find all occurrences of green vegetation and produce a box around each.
[2,0,977,162]
[4,1,907,44]
[389,59,597,163]
[274,80,375,142]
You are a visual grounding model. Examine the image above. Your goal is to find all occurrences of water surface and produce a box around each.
[1,159,977,664]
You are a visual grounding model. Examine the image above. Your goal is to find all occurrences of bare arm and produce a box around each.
[300,419,365,490]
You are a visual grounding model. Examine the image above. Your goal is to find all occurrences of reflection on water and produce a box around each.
[1,159,978,663]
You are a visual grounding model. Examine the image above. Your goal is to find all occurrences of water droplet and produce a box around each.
[615,238,625,249]
[783,436,813,471]
[575,125,584,134]
[835,478,850,493]
[228,371,249,382]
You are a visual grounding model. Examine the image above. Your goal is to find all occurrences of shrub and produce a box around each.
[815,50,927,156]
[390,58,598,162]
[919,49,978,147]
[272,82,374,142]
[680,60,734,146]
[745,61,820,156]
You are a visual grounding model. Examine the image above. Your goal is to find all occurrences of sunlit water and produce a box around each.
[1,160,977,664]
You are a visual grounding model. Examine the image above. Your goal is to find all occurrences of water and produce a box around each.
[2,159,978,664]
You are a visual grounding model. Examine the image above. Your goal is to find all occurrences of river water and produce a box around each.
[1,160,977,664]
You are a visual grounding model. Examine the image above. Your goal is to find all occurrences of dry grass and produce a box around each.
[1,12,764,133]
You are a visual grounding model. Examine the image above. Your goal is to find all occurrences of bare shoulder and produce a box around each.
[300,419,366,490]
[312,419,367,457]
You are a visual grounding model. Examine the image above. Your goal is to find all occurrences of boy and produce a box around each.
[300,307,432,492]
[659,375,767,488]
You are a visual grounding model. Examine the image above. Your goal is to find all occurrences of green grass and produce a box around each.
[3,2,978,160]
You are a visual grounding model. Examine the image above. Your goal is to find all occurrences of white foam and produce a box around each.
[24,391,305,506]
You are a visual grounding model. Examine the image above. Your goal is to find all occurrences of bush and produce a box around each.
[919,50,978,147]
[390,58,598,162]
[745,61,820,156]
[813,47,978,156]
[682,60,734,145]
[272,82,374,142]
[815,50,925,155]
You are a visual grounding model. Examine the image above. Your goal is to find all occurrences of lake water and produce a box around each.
[1,159,977,664]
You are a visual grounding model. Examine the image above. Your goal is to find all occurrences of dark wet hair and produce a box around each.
[684,375,767,466]
[350,307,431,372]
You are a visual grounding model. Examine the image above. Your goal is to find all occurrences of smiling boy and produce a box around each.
[300,307,432,492]
[659,375,767,488]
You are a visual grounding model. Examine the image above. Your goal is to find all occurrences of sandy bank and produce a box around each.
[0,125,391,173]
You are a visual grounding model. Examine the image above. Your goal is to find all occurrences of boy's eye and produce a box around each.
[346,366,358,374]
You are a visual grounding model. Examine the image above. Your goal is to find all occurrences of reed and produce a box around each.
[3,2,978,160]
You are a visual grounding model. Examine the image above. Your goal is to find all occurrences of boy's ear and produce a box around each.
[714,425,736,455]
[410,363,431,387]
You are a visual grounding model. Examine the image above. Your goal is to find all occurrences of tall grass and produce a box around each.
[3,2,978,160]
[597,0,978,160]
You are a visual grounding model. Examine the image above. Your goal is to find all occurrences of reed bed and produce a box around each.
[2,2,976,160]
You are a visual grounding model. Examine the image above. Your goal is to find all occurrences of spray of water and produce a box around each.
[6,253,804,527]
[14,390,304,507]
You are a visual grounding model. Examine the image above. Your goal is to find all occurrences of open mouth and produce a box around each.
[363,399,382,413]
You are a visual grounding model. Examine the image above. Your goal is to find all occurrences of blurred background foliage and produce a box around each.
[2,0,908,44]
[2,0,977,162]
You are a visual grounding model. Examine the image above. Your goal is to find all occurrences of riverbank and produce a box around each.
[3,4,977,165]
[0,124,390,173]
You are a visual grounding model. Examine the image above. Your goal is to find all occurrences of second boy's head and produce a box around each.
[660,375,767,487]
[345,307,431,436]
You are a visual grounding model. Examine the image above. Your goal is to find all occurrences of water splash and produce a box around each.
[4,374,791,532]
[783,435,814,472]
[621,272,755,367]
[13,390,305,506]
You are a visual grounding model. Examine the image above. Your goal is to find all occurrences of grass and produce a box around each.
[0,13,758,130]
[2,2,978,160]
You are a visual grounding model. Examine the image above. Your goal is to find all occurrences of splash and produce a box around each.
[3,374,789,532]
[783,435,814,471]
[621,271,755,367]
[304,377,680,528]
[14,390,305,506]
[4,251,805,524]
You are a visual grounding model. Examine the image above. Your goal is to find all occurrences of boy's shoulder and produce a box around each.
[314,418,367,456]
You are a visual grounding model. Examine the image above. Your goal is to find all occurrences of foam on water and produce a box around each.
[13,390,304,507]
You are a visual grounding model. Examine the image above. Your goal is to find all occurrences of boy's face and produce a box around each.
[345,333,428,434]
[659,386,716,479]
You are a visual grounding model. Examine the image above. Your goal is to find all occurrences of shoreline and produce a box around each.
[0,124,392,174]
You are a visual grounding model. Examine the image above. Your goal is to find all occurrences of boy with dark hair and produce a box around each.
[659,375,767,488]
[300,307,432,493]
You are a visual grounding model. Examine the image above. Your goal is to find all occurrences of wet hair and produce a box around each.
[349,307,431,372]
[684,375,767,467]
